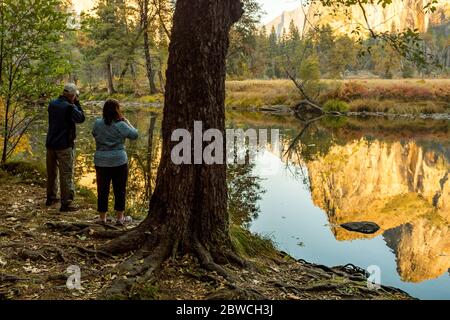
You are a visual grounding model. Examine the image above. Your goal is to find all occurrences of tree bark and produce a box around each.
[102,0,244,273]
[1,68,13,164]
[156,55,165,92]
[142,0,159,95]
[1,99,9,164]
[145,113,157,200]
[106,58,116,94]
[118,61,129,93]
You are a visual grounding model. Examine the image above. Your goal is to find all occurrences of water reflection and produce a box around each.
[282,116,450,288]
[22,110,450,299]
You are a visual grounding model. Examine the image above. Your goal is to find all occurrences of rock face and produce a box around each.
[266,0,449,37]
[302,137,450,283]
[265,5,308,36]
[385,221,450,283]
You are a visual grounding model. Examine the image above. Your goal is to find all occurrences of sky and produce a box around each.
[72,0,301,24]
[259,0,301,24]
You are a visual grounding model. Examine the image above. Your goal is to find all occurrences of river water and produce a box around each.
[25,107,450,300]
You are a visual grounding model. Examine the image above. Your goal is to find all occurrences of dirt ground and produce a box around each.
[0,172,412,300]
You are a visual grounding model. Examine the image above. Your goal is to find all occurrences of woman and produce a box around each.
[92,99,138,225]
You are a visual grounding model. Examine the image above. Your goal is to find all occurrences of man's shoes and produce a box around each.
[60,204,79,212]
[46,198,59,206]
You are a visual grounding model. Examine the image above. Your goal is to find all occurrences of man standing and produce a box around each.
[46,83,85,212]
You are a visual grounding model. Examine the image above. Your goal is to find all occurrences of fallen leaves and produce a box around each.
[22,264,47,274]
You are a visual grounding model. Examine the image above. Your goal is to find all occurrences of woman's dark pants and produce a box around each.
[95,164,128,213]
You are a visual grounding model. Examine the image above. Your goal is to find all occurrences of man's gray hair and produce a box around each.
[63,83,79,96]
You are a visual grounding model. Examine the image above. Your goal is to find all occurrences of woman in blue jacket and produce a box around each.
[92,99,138,225]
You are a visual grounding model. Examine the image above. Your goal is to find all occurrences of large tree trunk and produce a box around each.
[102,0,244,275]
[106,58,116,94]
[142,0,159,95]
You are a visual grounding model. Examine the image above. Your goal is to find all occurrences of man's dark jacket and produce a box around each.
[46,96,85,150]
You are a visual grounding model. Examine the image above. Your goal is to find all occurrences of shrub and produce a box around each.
[321,115,348,128]
[137,94,164,104]
[0,161,46,186]
[109,93,128,101]
[323,99,350,113]
[339,82,369,100]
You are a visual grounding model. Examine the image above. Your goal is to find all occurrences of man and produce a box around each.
[46,83,85,212]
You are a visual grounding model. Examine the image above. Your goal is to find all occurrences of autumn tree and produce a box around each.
[0,0,70,163]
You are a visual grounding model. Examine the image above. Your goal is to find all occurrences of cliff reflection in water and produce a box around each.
[286,118,450,283]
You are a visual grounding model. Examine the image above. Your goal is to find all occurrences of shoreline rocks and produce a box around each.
[341,222,381,234]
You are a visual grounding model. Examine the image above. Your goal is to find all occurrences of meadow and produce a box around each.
[225,79,450,114]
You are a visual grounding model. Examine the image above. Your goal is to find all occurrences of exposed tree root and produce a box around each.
[100,226,149,255]
[0,230,13,237]
[97,231,253,298]
[44,221,126,239]
[183,271,222,285]
[193,241,237,282]
[17,249,48,262]
[0,273,28,283]
[207,286,266,300]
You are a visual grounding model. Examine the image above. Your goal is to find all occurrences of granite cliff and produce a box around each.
[266,0,450,36]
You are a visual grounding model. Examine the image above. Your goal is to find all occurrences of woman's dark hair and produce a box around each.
[103,99,123,125]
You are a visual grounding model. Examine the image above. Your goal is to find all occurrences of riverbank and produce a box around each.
[0,164,411,300]
[81,79,450,116]
[226,79,450,114]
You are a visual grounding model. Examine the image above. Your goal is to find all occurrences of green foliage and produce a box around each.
[401,61,416,78]
[230,225,278,260]
[321,115,349,128]
[137,94,164,104]
[226,1,446,81]
[80,1,135,91]
[323,99,350,112]
[299,55,321,81]
[76,0,171,94]
[227,161,265,228]
[0,0,70,162]
[227,0,264,79]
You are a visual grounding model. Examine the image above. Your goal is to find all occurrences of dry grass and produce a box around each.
[226,80,301,109]
[323,79,450,101]
[348,99,448,114]
[225,79,450,114]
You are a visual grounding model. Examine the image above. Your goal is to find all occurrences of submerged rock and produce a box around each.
[340,221,380,234]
